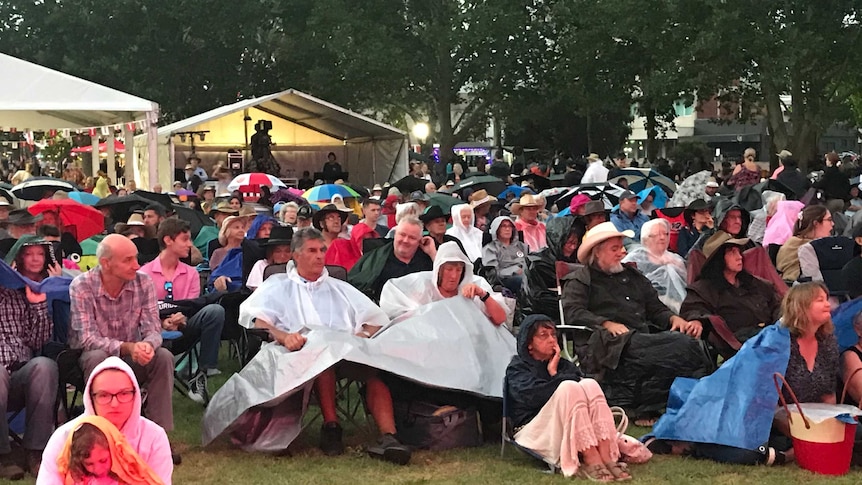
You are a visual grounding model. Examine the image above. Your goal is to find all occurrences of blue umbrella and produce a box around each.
[637,186,668,210]
[68,191,100,206]
[609,168,677,194]
[497,185,531,200]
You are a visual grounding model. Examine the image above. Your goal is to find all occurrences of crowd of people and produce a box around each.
[1,147,862,482]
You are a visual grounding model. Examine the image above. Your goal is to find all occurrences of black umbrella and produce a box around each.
[0,183,14,204]
[11,177,77,200]
[451,175,508,197]
[554,182,627,211]
[345,183,370,199]
[172,204,215,238]
[512,174,552,192]
[94,193,153,224]
[133,191,176,210]
[391,176,427,194]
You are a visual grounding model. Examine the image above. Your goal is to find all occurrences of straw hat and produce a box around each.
[510,193,543,215]
[237,205,257,218]
[212,201,239,216]
[577,221,634,263]
[776,150,793,160]
[372,184,383,192]
[469,189,493,209]
[125,213,145,226]
[218,216,243,246]
[701,237,750,274]
[587,153,601,162]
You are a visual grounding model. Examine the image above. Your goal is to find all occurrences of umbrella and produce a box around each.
[303,184,361,203]
[554,183,627,211]
[28,199,104,241]
[0,184,15,205]
[133,191,175,210]
[175,189,197,198]
[497,185,532,200]
[270,188,308,206]
[171,205,215,238]
[11,177,77,201]
[391,176,427,194]
[668,170,712,208]
[450,175,508,197]
[609,168,677,195]
[227,173,287,191]
[70,139,126,153]
[512,174,552,192]
[537,187,571,206]
[427,193,460,214]
[345,183,370,199]
[68,191,100,206]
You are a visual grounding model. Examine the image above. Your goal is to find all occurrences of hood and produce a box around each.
[712,200,750,237]
[450,204,474,230]
[350,222,376,254]
[489,215,515,242]
[545,216,584,262]
[83,356,143,436]
[246,214,277,239]
[3,234,42,265]
[517,314,555,361]
[432,241,473,298]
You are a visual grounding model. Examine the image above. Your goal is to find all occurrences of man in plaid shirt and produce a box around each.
[69,234,174,436]
[0,284,57,479]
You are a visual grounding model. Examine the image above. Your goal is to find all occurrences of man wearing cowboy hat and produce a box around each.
[610,190,649,242]
[313,204,349,248]
[677,199,714,258]
[371,184,384,198]
[562,222,713,425]
[512,194,547,251]
[419,205,464,252]
[582,200,608,231]
[469,189,493,232]
[581,153,608,184]
[0,209,43,259]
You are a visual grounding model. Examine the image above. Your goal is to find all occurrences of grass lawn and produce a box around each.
[9,345,862,484]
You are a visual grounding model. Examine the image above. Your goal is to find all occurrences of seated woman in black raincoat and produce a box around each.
[562,222,714,426]
[680,237,782,359]
[506,314,630,480]
[524,216,586,317]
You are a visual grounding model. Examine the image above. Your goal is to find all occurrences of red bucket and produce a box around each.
[774,373,857,475]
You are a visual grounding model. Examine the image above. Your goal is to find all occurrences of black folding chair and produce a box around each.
[500,376,557,473]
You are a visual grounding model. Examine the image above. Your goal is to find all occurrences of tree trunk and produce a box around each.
[644,105,659,163]
[586,108,594,153]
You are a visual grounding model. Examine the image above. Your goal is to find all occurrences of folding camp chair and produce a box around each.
[554,261,592,363]
[162,330,208,405]
[809,236,855,301]
[500,376,557,473]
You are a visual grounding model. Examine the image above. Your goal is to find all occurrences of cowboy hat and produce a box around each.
[312,204,349,230]
[212,201,239,216]
[469,189,493,209]
[702,231,750,259]
[683,199,711,225]
[577,221,634,263]
[445,180,455,187]
[6,209,42,226]
[587,153,601,161]
[582,200,606,217]
[700,237,750,276]
[237,205,257,218]
[371,184,383,192]
[419,205,449,224]
[510,193,543,215]
[125,213,145,226]
[776,149,793,160]
[260,225,294,247]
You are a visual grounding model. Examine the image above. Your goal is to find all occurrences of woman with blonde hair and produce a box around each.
[776,205,833,282]
[727,148,761,191]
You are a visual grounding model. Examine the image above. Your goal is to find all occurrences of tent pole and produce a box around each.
[90,134,99,177]
[107,131,117,185]
[371,138,376,184]
[123,125,135,187]
[147,107,159,191]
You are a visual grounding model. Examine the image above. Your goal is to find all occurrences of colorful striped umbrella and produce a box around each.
[302,184,360,203]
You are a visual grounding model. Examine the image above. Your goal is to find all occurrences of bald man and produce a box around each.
[69,234,175,439]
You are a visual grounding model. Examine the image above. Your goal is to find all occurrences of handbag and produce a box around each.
[393,400,482,451]
[612,406,652,464]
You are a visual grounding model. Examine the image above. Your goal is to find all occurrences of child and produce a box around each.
[56,416,164,485]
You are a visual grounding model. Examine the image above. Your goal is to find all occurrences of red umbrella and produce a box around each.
[71,139,126,153]
[28,199,104,241]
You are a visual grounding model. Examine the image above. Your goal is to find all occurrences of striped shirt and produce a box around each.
[69,266,162,355]
[0,288,51,369]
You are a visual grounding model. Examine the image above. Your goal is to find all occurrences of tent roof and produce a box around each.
[0,52,158,129]
[158,89,405,142]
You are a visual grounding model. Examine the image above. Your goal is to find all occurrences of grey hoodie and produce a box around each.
[482,216,529,279]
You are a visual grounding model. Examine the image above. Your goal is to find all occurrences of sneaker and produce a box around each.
[0,453,24,481]
[367,433,411,465]
[205,368,222,377]
[319,422,344,456]
[187,371,208,405]
[172,452,182,466]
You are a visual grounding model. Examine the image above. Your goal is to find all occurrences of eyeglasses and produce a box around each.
[164,281,174,301]
[91,389,136,405]
[534,331,557,340]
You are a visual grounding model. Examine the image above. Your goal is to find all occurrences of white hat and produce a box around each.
[587,153,601,161]
[705,181,720,188]
[372,184,383,192]
[445,180,455,187]
[125,213,145,226]
[0,199,10,207]
[776,149,792,160]
[577,221,634,263]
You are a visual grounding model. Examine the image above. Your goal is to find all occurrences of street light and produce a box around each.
[412,122,430,143]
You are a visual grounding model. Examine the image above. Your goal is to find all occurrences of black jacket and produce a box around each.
[505,314,582,427]
[816,166,850,201]
[525,216,583,317]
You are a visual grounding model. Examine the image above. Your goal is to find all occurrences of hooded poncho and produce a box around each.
[445,204,483,262]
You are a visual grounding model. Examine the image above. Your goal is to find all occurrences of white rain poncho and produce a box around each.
[238,261,388,334]
[203,260,516,452]
[445,204,483,262]
[622,220,688,313]
[379,241,509,321]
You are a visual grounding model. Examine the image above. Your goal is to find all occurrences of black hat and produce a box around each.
[684,199,711,225]
[6,208,43,226]
[419,205,448,223]
[582,200,606,216]
[312,204,348,230]
[260,225,294,247]
[297,205,313,220]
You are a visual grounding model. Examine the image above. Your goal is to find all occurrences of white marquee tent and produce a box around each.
[135,89,408,189]
[0,52,160,185]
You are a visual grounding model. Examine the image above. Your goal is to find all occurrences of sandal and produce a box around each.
[578,463,615,483]
[605,462,632,481]
[634,417,658,427]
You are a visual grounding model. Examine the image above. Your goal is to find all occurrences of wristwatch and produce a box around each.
[480,291,491,302]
